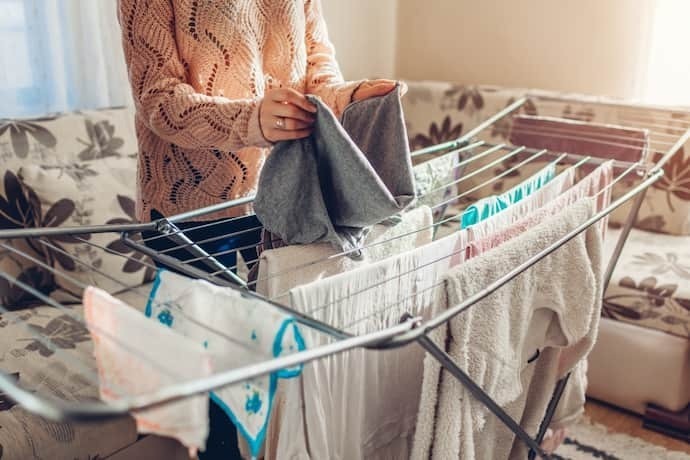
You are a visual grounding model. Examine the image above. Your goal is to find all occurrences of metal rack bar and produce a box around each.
[1,93,686,456]
[529,374,572,460]
[152,219,247,287]
[120,235,354,341]
[527,92,690,115]
[0,154,659,428]
[0,315,418,422]
[385,167,664,348]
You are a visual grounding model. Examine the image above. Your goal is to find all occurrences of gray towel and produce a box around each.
[254,85,416,257]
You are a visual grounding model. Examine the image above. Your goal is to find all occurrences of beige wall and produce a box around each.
[321,0,398,80]
[395,0,657,99]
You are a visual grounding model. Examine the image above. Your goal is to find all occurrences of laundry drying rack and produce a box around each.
[1,94,689,459]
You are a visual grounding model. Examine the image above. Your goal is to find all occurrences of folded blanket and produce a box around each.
[255,85,416,255]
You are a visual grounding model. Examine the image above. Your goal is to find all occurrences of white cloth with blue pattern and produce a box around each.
[146,270,306,459]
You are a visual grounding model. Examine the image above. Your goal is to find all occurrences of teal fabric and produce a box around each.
[461,163,556,229]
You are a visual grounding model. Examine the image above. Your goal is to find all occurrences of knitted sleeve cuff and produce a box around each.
[313,79,366,118]
[337,79,366,113]
[246,99,273,148]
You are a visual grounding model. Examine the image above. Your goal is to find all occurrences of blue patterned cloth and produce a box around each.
[146,270,306,459]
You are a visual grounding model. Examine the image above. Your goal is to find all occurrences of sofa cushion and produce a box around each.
[0,286,150,460]
[603,227,690,338]
[0,108,141,308]
[78,108,138,160]
[587,317,690,414]
[1,113,93,308]
[17,157,154,296]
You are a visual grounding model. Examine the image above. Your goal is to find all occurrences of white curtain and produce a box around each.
[640,0,690,107]
[0,0,131,118]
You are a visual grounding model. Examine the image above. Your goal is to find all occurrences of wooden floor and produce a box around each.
[585,399,690,455]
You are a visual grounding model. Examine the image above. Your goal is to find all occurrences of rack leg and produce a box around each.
[155,219,247,287]
[529,373,571,460]
[416,335,551,459]
[603,185,647,290]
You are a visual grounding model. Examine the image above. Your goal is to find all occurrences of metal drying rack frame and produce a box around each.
[1,94,689,459]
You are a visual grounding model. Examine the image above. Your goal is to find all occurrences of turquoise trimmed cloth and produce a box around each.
[146,269,306,460]
[461,163,556,229]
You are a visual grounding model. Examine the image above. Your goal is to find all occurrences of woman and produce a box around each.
[117,0,401,457]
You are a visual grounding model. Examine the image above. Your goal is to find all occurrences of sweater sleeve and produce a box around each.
[117,0,270,151]
[303,0,364,116]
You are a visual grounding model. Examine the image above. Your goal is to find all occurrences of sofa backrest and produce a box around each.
[402,80,690,236]
[0,107,152,308]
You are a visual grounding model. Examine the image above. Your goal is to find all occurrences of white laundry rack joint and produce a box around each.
[1,95,689,459]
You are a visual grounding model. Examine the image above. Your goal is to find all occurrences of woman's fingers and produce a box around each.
[272,116,312,131]
[264,124,312,142]
[270,88,317,114]
[260,88,317,142]
[272,101,316,123]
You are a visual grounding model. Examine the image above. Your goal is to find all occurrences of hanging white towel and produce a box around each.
[146,270,306,459]
[83,286,211,457]
[255,205,433,301]
[261,224,467,460]
[412,199,604,460]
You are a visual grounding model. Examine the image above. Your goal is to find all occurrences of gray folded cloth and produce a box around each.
[254,85,416,257]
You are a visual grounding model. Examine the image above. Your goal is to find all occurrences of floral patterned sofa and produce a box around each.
[1,81,689,458]
[402,81,690,437]
[0,110,187,459]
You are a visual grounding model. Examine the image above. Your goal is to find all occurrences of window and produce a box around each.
[641,0,690,107]
[0,0,43,116]
[0,0,130,118]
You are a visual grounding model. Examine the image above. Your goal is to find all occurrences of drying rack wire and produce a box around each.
[1,94,688,458]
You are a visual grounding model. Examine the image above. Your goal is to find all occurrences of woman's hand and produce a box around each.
[352,79,408,102]
[260,88,317,142]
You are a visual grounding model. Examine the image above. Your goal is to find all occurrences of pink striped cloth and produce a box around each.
[509,115,650,164]
[468,161,614,258]
[83,287,212,457]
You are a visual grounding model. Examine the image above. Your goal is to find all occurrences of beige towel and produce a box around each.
[255,205,433,301]
[412,199,604,460]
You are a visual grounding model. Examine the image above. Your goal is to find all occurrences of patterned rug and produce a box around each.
[554,419,690,460]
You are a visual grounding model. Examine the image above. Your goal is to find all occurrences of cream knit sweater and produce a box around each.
[117,0,361,221]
